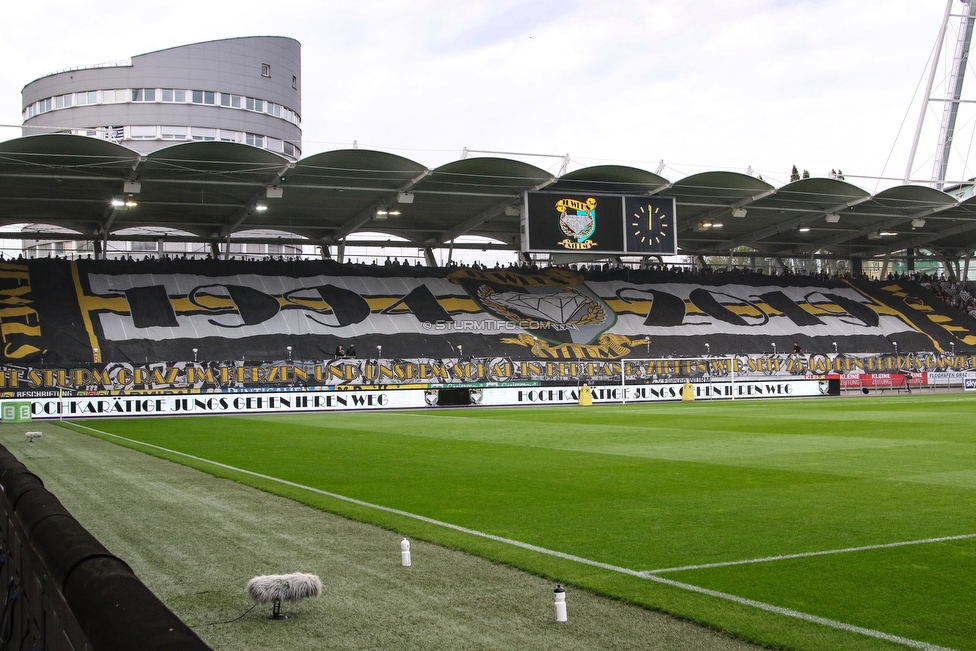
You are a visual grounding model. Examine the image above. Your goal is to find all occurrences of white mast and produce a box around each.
[903,0,955,185]
[932,1,976,189]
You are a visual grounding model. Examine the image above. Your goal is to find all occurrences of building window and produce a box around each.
[76,90,97,105]
[219,130,242,143]
[130,126,157,140]
[292,75,297,89]
[261,63,271,77]
[161,89,186,102]
[231,95,241,108]
[245,133,264,148]
[161,126,187,140]
[130,241,158,252]
[191,127,217,141]
[220,93,230,107]
[132,88,156,102]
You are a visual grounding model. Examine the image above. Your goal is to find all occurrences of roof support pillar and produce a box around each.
[881,252,892,279]
[210,241,220,259]
[963,251,972,281]
[944,258,959,280]
[93,237,102,261]
[334,240,342,263]
[851,257,863,278]
[906,248,915,273]
[424,247,437,267]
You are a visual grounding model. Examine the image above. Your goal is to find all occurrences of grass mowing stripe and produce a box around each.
[71,421,958,651]
[645,574,958,651]
[67,422,645,576]
[643,533,976,574]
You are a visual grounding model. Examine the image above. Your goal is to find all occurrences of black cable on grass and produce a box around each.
[194,604,257,627]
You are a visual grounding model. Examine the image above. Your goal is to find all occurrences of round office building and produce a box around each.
[21,36,302,160]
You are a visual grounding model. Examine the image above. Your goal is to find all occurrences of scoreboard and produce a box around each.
[523,192,676,255]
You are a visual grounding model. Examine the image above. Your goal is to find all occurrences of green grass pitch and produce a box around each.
[71,394,976,651]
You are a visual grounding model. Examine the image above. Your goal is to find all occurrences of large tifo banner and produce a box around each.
[2,259,975,374]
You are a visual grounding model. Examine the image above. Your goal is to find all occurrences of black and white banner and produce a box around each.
[5,259,974,366]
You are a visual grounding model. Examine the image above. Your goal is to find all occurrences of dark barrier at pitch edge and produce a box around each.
[0,443,212,651]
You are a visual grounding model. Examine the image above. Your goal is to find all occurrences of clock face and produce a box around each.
[625,197,676,254]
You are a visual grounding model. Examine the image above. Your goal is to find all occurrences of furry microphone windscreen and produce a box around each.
[247,573,323,604]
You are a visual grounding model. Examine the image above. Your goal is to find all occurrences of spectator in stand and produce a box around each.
[334,345,345,359]
[346,344,356,358]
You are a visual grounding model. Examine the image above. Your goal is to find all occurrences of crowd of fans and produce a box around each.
[917,274,976,319]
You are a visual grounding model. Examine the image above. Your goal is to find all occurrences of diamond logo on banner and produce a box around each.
[491,291,592,324]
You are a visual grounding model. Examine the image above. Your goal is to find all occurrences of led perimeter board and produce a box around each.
[522,192,677,255]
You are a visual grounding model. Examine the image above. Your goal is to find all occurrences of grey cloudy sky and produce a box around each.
[0,0,971,189]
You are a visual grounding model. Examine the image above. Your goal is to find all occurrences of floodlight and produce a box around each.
[824,213,840,223]
[731,207,747,218]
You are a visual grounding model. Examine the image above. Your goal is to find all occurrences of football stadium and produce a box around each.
[2,18,976,651]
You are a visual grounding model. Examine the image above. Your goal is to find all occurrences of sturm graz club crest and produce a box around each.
[556,197,598,249]
[448,267,616,345]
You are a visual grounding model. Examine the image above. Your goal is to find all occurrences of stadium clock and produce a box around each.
[624,197,676,254]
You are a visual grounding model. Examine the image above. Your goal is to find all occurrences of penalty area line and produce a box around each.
[68,422,958,651]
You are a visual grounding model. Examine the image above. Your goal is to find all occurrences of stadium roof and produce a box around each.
[1,133,975,261]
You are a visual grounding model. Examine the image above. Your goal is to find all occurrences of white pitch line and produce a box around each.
[643,533,976,575]
[67,422,959,651]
